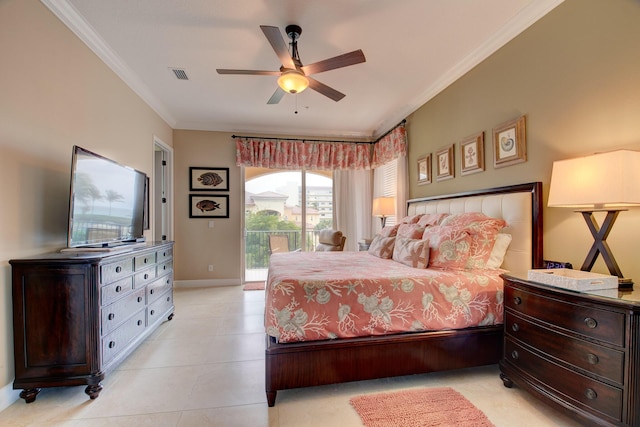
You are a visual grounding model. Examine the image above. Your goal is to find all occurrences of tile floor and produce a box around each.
[0,285,585,426]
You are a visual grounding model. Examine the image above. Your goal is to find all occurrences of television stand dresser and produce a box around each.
[500,273,640,426]
[10,241,174,403]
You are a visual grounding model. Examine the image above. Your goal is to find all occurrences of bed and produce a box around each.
[264,182,543,406]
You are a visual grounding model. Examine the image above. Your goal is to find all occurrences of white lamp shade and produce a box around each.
[548,150,640,209]
[277,70,309,94]
[372,197,395,216]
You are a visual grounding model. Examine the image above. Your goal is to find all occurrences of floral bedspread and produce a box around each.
[265,251,505,343]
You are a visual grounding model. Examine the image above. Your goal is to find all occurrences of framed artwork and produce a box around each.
[493,115,526,168]
[190,167,229,191]
[435,144,454,181]
[460,132,485,176]
[417,154,432,185]
[189,194,229,218]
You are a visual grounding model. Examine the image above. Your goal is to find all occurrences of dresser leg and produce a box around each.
[20,388,41,403]
[266,391,277,407]
[85,383,103,399]
[500,372,513,388]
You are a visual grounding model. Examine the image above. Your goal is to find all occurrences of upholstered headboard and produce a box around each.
[407,182,543,273]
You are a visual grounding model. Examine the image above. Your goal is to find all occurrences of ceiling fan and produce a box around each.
[217,25,366,104]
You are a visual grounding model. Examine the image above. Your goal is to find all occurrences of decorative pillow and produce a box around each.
[368,235,396,259]
[485,233,513,269]
[397,223,425,239]
[440,213,507,269]
[380,224,400,237]
[417,213,449,228]
[399,214,423,224]
[392,236,429,268]
[423,226,472,270]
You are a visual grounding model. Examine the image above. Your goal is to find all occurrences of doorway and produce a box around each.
[153,136,173,242]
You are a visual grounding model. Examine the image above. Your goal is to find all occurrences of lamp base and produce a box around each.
[618,277,634,291]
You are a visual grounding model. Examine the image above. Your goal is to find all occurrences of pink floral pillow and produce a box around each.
[416,213,449,228]
[440,213,507,269]
[399,214,423,224]
[392,237,429,268]
[423,226,472,270]
[397,223,425,239]
[368,235,396,259]
[380,224,400,237]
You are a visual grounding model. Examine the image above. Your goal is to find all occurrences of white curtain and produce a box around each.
[334,169,372,251]
[396,153,409,219]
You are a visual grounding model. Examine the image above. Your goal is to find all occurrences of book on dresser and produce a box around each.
[9,241,174,403]
[499,273,640,427]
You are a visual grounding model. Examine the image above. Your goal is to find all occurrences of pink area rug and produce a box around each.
[243,282,265,291]
[349,387,494,427]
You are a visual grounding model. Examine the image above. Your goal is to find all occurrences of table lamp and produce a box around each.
[372,197,395,228]
[547,149,640,289]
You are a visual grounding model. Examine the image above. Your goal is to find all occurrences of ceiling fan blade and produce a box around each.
[216,69,280,76]
[267,87,286,105]
[260,25,296,70]
[307,77,346,102]
[301,49,366,75]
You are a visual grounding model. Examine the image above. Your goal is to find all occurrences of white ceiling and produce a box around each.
[43,0,563,139]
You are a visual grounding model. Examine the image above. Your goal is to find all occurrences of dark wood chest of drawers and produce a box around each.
[500,274,640,426]
[10,242,174,403]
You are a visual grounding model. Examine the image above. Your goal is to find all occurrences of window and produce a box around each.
[373,158,397,226]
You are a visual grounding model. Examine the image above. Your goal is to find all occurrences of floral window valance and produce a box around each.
[371,125,407,168]
[235,122,406,170]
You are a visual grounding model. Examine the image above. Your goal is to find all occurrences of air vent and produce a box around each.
[170,68,189,80]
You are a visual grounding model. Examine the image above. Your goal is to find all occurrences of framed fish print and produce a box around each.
[189,194,229,218]
[190,167,229,191]
[493,115,526,168]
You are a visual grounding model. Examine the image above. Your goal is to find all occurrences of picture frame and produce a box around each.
[493,115,526,168]
[189,167,229,191]
[460,132,485,176]
[435,144,454,181]
[189,194,229,218]
[417,154,432,185]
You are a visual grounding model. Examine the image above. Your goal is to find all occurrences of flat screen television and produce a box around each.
[66,146,147,249]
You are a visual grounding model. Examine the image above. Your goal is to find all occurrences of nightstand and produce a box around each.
[499,273,640,426]
[358,240,371,251]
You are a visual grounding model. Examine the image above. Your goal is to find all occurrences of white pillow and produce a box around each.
[486,234,512,269]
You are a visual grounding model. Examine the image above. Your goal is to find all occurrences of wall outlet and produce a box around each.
[208,264,214,272]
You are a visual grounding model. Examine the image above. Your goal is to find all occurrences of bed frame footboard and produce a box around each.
[265,326,503,406]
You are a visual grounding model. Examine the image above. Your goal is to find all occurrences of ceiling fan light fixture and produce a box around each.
[278,69,309,94]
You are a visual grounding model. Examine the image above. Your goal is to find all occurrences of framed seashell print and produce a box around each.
[190,167,229,191]
[492,115,526,168]
[189,194,229,218]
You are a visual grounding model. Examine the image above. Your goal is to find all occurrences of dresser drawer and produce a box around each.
[147,275,173,304]
[101,258,133,285]
[102,308,146,365]
[101,287,146,334]
[505,285,625,346]
[504,338,623,422]
[148,291,173,326]
[156,260,173,276]
[505,311,625,385]
[134,267,157,288]
[156,247,172,262]
[101,276,134,306]
[134,252,156,271]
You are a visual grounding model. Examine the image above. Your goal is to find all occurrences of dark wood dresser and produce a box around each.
[500,273,640,426]
[10,241,174,403]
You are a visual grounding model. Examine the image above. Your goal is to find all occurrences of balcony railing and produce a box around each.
[245,230,322,272]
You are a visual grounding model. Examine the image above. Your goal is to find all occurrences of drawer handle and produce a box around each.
[585,388,597,400]
[166,279,170,285]
[137,296,143,303]
[115,266,122,273]
[144,273,149,280]
[108,341,116,349]
[150,289,155,295]
[108,313,115,320]
[511,350,519,360]
[511,323,520,332]
[144,258,148,264]
[584,317,598,329]
[166,296,171,302]
[513,296,522,305]
[162,265,167,271]
[150,310,155,315]
[137,320,143,326]
[587,353,599,365]
[115,285,122,293]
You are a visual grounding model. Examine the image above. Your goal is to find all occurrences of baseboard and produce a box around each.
[173,279,241,288]
[0,382,20,412]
